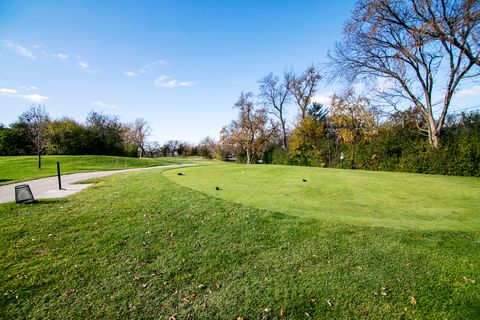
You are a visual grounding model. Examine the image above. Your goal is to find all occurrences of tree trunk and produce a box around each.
[281,118,287,150]
[426,114,442,149]
[429,130,441,149]
[38,153,41,169]
[350,144,355,168]
[246,148,252,164]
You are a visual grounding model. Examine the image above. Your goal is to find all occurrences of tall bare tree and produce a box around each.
[329,0,480,148]
[221,91,278,164]
[403,0,480,68]
[258,72,292,149]
[20,105,50,169]
[290,65,322,120]
[126,118,151,157]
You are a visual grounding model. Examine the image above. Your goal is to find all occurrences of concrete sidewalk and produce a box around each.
[0,164,195,204]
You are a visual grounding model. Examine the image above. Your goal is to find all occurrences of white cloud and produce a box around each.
[311,92,333,105]
[52,53,69,60]
[375,77,395,93]
[352,82,365,93]
[0,87,48,103]
[125,59,167,77]
[0,88,18,95]
[150,59,167,66]
[78,61,89,69]
[4,41,36,59]
[124,71,139,77]
[92,100,118,110]
[457,84,480,97]
[18,93,49,103]
[154,75,196,88]
[77,60,96,73]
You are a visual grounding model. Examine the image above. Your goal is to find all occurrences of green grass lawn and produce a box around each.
[0,155,216,185]
[1,166,479,319]
[164,164,480,232]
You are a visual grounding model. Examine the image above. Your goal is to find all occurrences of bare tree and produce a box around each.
[329,0,480,148]
[290,65,322,120]
[402,0,480,68]
[221,91,278,164]
[163,140,179,156]
[20,105,50,169]
[145,141,161,157]
[127,118,151,157]
[258,72,292,149]
[197,136,218,158]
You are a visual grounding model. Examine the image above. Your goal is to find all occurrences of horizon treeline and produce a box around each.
[0,108,200,159]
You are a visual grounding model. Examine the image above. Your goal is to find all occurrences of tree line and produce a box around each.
[214,0,480,176]
[0,105,201,167]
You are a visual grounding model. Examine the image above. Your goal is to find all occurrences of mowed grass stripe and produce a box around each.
[164,164,480,231]
[1,169,479,319]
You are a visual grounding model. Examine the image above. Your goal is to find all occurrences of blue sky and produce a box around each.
[1,0,479,144]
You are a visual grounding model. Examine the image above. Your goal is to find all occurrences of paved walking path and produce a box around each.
[0,164,195,204]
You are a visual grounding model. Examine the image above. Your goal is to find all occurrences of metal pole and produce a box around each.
[57,162,62,190]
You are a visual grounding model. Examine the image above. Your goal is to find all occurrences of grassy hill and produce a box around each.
[1,164,478,318]
[0,155,214,185]
[164,164,480,231]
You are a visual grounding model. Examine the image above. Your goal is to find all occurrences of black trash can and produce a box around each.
[15,185,35,204]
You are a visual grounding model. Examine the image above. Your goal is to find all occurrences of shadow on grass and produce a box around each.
[270,211,298,220]
[26,198,70,206]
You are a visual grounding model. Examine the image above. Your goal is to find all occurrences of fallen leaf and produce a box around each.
[215,282,222,289]
[64,288,76,297]
[463,276,475,283]
[327,299,334,307]
[310,297,318,305]
[140,259,151,266]
[380,287,388,296]
[410,296,416,305]
[264,307,271,313]
[141,283,148,288]
[236,317,244,320]
[168,314,177,320]
[279,309,286,320]
[197,284,206,289]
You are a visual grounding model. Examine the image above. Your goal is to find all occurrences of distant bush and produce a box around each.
[263,147,289,165]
